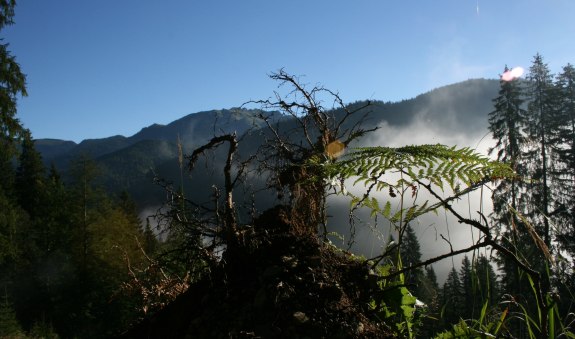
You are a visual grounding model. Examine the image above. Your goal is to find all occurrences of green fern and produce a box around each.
[325,144,514,223]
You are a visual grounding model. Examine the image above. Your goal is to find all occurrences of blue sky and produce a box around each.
[4,0,575,142]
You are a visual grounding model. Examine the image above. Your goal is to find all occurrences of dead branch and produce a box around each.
[244,70,378,238]
[377,239,491,280]
[188,133,239,246]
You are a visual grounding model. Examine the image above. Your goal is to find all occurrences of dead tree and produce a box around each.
[246,69,377,237]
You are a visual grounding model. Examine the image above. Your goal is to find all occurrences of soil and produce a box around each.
[119,206,395,338]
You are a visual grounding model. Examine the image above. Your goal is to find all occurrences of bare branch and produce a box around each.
[187,133,239,246]
[376,239,491,281]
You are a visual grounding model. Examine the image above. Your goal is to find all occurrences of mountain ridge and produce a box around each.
[34,78,500,208]
[36,79,497,145]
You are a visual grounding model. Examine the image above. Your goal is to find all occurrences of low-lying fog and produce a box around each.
[327,108,496,284]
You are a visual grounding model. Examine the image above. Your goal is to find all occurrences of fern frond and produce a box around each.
[331,144,513,189]
[325,144,514,222]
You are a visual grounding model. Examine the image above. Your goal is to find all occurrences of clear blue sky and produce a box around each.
[4,0,575,142]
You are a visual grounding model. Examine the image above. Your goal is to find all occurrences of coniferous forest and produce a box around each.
[2,2,575,338]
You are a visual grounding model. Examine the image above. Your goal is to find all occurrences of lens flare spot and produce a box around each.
[501,72,514,82]
[326,140,345,159]
[511,67,524,78]
[501,66,524,82]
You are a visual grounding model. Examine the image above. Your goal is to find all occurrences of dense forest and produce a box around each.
[2,1,575,338]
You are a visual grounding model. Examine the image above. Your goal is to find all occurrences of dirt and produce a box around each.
[119,207,395,338]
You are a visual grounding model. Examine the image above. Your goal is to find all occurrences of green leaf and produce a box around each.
[383,201,391,218]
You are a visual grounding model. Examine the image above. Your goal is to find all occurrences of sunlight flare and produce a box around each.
[501,66,524,81]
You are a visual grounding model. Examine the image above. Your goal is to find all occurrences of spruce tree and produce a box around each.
[488,65,533,315]
[399,224,424,294]
[68,155,104,273]
[460,255,500,322]
[23,163,72,337]
[489,55,568,338]
[0,5,29,329]
[474,255,499,308]
[554,63,575,255]
[15,129,46,219]
[459,256,474,320]
[10,131,51,328]
[488,65,527,230]
[43,163,72,252]
[441,267,463,327]
[0,0,27,151]
[523,53,558,249]
[61,157,147,337]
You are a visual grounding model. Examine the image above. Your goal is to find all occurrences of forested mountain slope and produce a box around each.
[35,79,498,208]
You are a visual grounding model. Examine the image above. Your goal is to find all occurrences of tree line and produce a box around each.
[488,54,575,337]
[1,134,166,337]
[396,54,575,337]
[0,3,170,336]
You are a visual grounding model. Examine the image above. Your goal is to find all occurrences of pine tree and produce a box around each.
[459,256,474,320]
[488,65,527,231]
[9,131,55,329]
[42,163,72,253]
[11,130,48,275]
[0,0,27,150]
[441,267,463,327]
[0,0,27,273]
[488,65,533,320]
[523,53,559,249]
[68,155,104,273]
[488,56,565,338]
[554,63,575,255]
[23,168,73,338]
[14,129,46,219]
[398,224,424,295]
[0,5,31,330]
[62,157,148,337]
[474,255,499,308]
[519,58,560,336]
[461,255,500,318]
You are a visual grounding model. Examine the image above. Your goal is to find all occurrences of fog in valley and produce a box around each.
[326,87,497,283]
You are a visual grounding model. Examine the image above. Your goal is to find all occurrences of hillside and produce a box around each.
[35,79,499,209]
